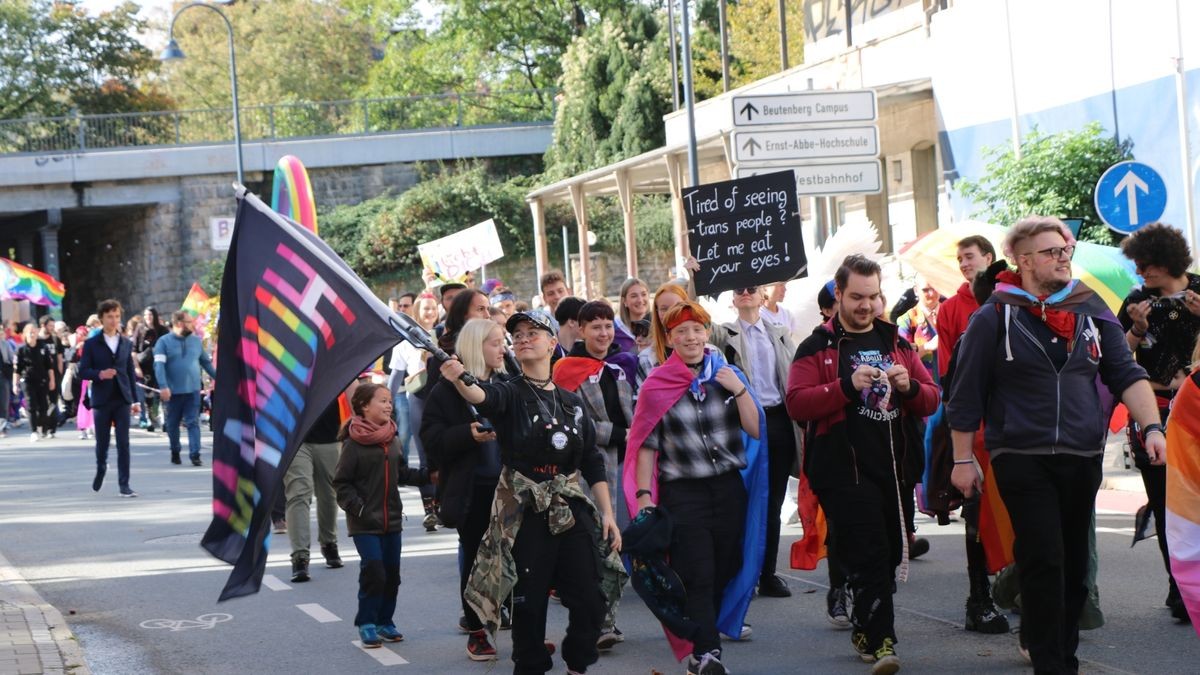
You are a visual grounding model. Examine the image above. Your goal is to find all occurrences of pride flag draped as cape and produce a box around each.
[623,349,768,661]
[1167,368,1200,633]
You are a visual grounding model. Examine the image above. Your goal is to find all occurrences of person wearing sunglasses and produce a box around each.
[1117,222,1200,623]
[704,283,803,600]
[948,216,1163,673]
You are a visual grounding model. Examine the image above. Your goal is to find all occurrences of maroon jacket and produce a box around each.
[786,316,939,489]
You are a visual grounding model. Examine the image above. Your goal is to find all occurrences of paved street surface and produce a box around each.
[1,424,1198,674]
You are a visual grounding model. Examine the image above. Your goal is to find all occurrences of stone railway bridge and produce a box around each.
[0,98,552,323]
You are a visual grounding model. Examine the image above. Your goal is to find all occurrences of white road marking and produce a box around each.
[353,642,409,665]
[262,574,291,591]
[1096,526,1135,535]
[296,603,341,623]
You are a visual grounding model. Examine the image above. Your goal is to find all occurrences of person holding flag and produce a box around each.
[440,311,624,675]
[626,301,766,675]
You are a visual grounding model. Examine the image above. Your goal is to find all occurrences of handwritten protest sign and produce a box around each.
[684,170,807,296]
[417,219,505,281]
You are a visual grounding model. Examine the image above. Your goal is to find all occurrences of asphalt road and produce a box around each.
[0,426,1197,674]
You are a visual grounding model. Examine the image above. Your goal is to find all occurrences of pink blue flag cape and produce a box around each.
[1166,367,1200,632]
[201,187,402,600]
[623,348,767,660]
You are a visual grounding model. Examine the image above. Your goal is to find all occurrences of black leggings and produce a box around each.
[459,481,497,631]
[761,406,797,578]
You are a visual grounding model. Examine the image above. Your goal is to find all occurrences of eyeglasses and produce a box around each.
[511,330,545,344]
[1024,245,1076,261]
[734,286,759,296]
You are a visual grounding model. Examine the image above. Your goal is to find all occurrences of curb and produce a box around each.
[0,548,91,675]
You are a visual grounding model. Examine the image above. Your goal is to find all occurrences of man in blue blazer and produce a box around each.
[78,299,142,497]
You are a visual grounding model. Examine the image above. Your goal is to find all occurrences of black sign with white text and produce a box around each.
[683,170,807,296]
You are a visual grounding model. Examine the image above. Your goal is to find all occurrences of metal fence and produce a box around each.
[0,89,557,155]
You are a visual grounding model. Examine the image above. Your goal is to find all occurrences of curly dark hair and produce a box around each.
[1120,222,1192,277]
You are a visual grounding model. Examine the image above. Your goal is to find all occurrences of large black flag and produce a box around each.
[201,188,403,600]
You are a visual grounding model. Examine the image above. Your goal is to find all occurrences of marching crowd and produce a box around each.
[10,216,1199,675]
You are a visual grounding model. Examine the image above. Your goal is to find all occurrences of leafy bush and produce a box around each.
[956,122,1133,245]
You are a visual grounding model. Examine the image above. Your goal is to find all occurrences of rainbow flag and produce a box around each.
[1167,368,1200,633]
[0,258,65,307]
[181,283,210,316]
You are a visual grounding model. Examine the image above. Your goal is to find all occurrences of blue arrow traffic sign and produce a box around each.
[1094,161,1167,235]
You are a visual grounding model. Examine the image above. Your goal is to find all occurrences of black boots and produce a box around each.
[291,556,310,583]
[965,571,1009,633]
[322,543,343,569]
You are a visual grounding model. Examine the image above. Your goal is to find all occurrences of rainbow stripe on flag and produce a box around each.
[181,283,210,316]
[1167,368,1200,633]
[0,257,65,307]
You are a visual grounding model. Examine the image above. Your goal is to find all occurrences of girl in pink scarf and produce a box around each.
[333,383,432,648]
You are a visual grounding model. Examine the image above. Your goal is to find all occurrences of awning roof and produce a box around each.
[525,133,731,206]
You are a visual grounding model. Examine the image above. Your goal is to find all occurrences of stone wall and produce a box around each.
[58,161,422,324]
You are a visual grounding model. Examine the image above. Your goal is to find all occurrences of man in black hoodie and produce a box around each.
[948,216,1164,674]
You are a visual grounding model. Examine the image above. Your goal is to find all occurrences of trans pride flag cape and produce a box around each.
[201,188,403,600]
[623,348,767,660]
[1167,368,1200,633]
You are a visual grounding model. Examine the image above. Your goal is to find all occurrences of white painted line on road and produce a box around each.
[262,574,291,591]
[1096,526,1135,535]
[296,603,341,623]
[353,641,409,665]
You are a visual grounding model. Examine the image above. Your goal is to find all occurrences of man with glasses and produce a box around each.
[1118,222,1200,623]
[948,216,1164,672]
[155,311,216,466]
[711,284,803,599]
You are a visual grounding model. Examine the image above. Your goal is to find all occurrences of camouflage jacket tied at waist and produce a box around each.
[464,468,627,633]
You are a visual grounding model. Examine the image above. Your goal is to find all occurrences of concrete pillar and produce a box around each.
[665,154,689,269]
[911,145,939,237]
[865,160,893,254]
[529,198,548,283]
[615,169,638,279]
[40,208,61,282]
[569,184,592,299]
[16,235,34,268]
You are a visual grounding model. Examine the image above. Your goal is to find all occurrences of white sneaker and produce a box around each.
[30,432,40,442]
[48,431,55,439]
[79,431,89,440]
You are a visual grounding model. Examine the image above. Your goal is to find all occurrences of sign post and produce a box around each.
[683,171,808,296]
[1094,161,1168,235]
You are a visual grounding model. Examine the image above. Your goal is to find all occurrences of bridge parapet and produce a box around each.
[0,89,556,156]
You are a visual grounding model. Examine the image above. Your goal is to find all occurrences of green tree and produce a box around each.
[0,0,163,119]
[544,5,672,177]
[158,0,373,111]
[956,122,1133,245]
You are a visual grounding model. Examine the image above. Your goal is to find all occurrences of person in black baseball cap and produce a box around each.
[441,307,624,675]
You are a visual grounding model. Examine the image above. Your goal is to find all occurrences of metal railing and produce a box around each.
[0,89,557,155]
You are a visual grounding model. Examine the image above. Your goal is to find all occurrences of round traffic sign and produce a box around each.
[1094,161,1167,235]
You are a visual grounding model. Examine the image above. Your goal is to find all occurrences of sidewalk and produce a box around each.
[1100,430,1146,493]
[0,549,90,675]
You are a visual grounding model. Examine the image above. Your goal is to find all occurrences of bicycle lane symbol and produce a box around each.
[139,613,233,632]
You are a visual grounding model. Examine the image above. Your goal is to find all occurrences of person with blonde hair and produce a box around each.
[614,278,650,353]
[421,318,510,661]
[948,216,1164,671]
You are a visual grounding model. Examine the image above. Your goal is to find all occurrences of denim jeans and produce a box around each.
[352,532,401,627]
[394,391,411,458]
[165,392,202,459]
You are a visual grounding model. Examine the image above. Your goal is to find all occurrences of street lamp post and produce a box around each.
[161,2,244,185]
